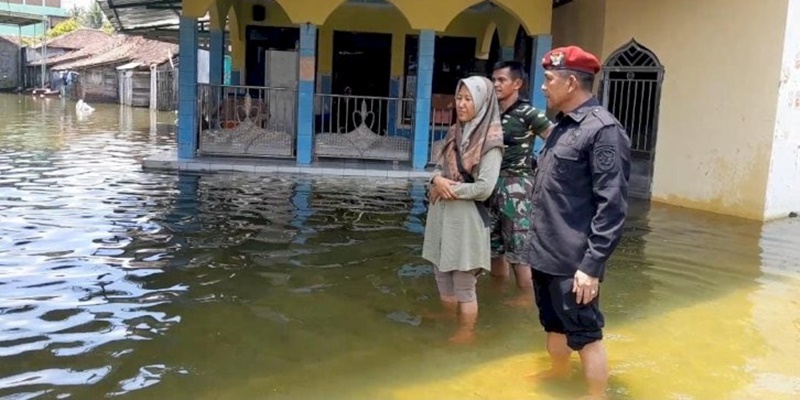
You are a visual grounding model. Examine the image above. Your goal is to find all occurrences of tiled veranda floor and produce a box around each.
[141,150,433,179]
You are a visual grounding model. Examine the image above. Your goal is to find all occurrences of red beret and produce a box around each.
[542,46,601,75]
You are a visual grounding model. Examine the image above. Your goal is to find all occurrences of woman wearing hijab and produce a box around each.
[423,76,505,344]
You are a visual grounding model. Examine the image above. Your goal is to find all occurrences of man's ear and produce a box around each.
[567,74,579,93]
[513,78,524,90]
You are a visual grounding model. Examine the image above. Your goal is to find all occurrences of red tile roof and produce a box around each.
[30,28,112,50]
[52,35,178,70]
[29,33,118,67]
[0,35,22,46]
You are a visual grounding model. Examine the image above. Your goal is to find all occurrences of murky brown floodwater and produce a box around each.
[0,94,799,400]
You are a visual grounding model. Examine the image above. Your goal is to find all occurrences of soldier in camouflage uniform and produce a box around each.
[489,61,553,305]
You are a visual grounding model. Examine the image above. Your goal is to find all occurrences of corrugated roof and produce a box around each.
[0,9,45,27]
[101,0,182,31]
[52,35,178,70]
[97,0,210,44]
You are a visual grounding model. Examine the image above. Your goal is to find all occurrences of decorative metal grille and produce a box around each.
[600,39,664,160]
[198,84,297,158]
[314,93,414,162]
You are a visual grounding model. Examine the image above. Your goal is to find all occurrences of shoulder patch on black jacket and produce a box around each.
[591,107,620,128]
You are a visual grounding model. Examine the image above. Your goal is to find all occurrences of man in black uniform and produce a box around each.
[526,46,630,399]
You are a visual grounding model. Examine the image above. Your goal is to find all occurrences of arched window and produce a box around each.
[600,40,664,160]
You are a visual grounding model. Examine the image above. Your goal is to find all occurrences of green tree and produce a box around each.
[68,5,82,19]
[101,20,115,35]
[80,3,106,30]
[46,18,81,38]
[65,2,114,32]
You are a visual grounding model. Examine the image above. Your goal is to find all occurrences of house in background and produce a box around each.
[0,35,22,89]
[51,35,180,108]
[25,28,113,88]
[0,0,68,37]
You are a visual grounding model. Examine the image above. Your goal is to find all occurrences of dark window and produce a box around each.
[403,34,477,96]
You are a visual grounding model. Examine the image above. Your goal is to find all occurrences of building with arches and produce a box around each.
[99,0,553,170]
[553,0,800,221]
[101,0,800,221]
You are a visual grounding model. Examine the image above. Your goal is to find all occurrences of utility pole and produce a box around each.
[18,25,23,89]
[40,16,48,88]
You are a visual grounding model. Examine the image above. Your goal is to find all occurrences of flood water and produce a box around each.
[1,94,799,400]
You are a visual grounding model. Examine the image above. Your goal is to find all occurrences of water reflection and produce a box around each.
[0,94,799,399]
[0,94,182,398]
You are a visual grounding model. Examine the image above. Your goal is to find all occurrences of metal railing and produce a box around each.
[197,84,298,158]
[428,105,454,165]
[314,93,415,162]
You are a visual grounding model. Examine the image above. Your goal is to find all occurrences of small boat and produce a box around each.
[32,88,61,98]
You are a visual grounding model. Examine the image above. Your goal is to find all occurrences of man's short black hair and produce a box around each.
[493,60,526,82]
[556,69,595,92]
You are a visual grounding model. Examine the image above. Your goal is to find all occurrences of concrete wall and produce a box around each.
[764,0,800,219]
[553,0,791,220]
[551,0,605,58]
[604,0,788,220]
[0,38,20,89]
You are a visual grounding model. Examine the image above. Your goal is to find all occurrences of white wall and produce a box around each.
[602,0,788,220]
[764,0,800,219]
[197,48,209,84]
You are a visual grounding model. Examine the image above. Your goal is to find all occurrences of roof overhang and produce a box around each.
[98,0,211,45]
[0,9,45,27]
[99,0,566,43]
[116,61,142,70]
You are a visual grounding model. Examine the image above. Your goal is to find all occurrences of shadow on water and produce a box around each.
[1,94,799,399]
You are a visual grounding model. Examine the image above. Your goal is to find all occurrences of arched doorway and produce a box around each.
[600,39,664,199]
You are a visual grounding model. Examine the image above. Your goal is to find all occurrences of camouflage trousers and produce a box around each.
[490,174,534,264]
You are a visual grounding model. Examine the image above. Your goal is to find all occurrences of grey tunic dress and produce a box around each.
[422,148,503,272]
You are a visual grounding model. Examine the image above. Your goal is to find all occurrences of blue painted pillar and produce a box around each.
[529,34,551,158]
[405,180,427,234]
[412,30,435,169]
[387,77,401,136]
[160,173,200,268]
[291,181,313,245]
[209,29,224,85]
[167,173,201,233]
[160,173,201,268]
[501,46,515,61]
[297,23,317,165]
[178,16,199,160]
